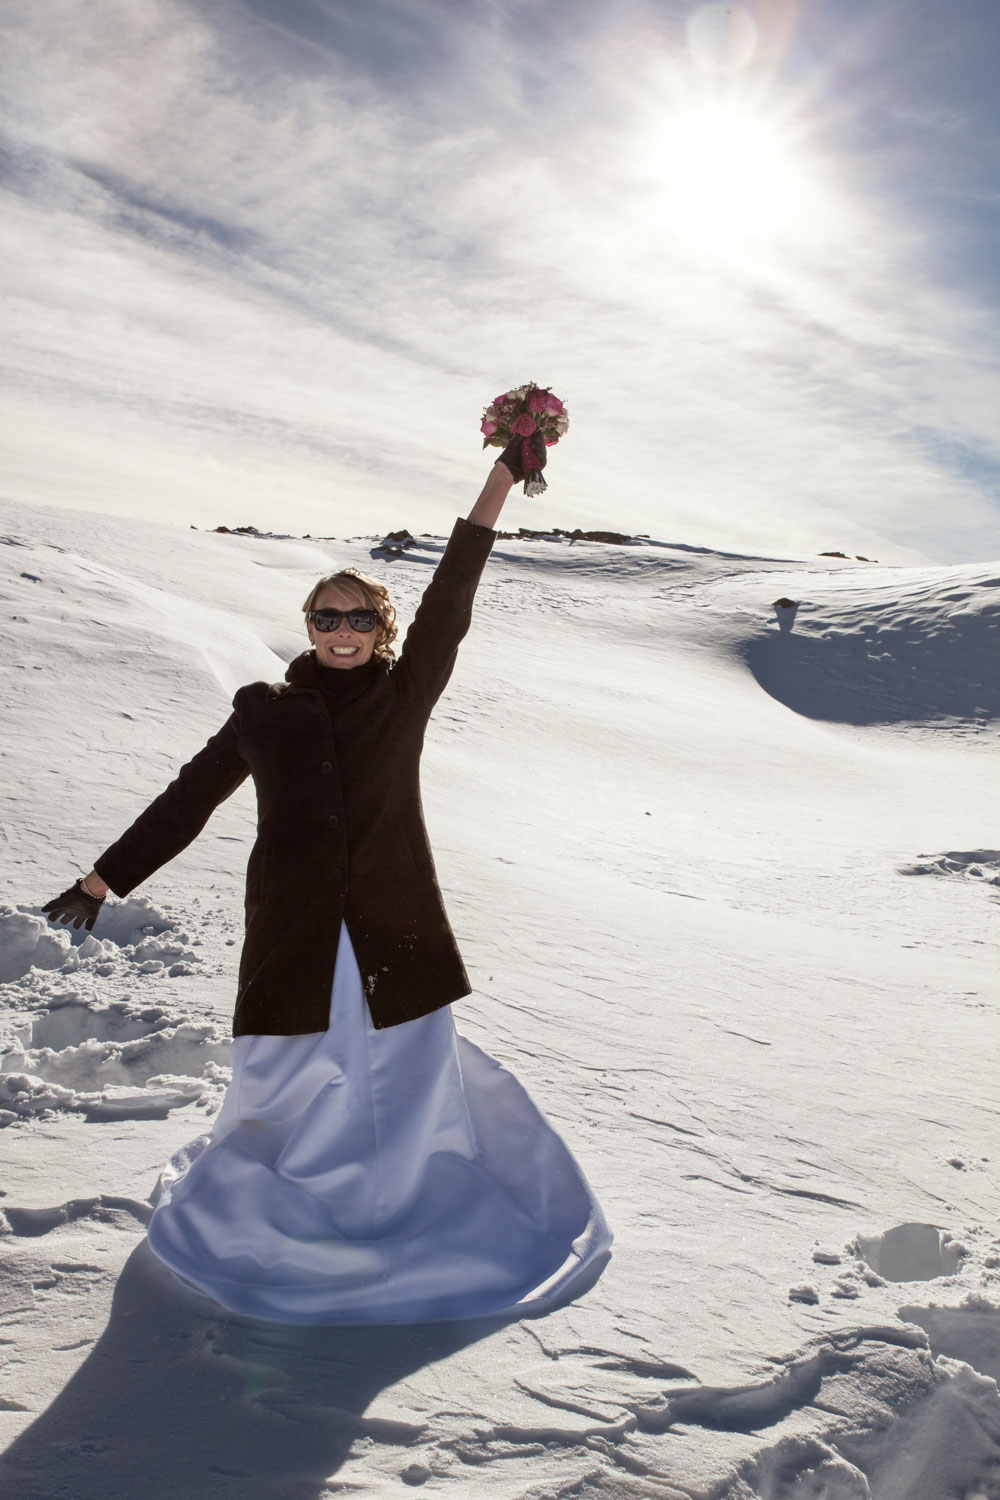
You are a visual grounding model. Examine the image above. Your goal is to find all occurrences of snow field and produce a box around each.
[1,498,999,1498]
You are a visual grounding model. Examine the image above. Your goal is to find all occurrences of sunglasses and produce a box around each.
[309,607,378,634]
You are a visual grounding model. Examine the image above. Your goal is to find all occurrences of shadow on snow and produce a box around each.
[0,1240,510,1499]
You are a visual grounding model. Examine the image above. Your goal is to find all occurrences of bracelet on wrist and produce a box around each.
[78,876,106,902]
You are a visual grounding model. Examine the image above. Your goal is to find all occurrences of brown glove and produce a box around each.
[42,881,105,932]
[497,430,547,484]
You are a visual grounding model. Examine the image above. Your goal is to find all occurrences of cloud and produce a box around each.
[2,0,1000,560]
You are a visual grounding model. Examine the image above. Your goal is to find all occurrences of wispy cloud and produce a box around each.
[3,0,1000,559]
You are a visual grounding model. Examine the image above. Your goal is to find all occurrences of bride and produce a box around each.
[43,437,611,1324]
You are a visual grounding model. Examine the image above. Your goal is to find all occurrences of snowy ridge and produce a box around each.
[1,498,999,1498]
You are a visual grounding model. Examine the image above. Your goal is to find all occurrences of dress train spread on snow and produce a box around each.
[146,926,611,1324]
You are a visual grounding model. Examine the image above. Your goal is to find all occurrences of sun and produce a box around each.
[643,100,808,250]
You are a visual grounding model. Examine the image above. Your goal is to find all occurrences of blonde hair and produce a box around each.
[302,569,398,662]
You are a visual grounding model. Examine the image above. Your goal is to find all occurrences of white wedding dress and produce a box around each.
[146,925,611,1324]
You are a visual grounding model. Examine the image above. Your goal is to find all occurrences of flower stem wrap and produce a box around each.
[521,438,547,498]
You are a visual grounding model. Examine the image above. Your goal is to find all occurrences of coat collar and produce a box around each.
[273,650,385,704]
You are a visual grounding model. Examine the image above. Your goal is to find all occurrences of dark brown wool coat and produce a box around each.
[94,518,497,1036]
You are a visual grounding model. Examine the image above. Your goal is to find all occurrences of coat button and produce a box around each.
[321,761,334,774]
[327,814,339,827]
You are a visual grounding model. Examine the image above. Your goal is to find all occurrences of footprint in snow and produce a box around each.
[793,1224,968,1307]
[855,1223,967,1283]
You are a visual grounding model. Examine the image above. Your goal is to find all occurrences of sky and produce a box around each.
[3,0,1000,562]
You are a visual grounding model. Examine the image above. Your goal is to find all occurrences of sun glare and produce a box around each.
[643,100,810,251]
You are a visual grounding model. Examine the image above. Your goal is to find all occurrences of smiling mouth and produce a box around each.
[331,646,358,656]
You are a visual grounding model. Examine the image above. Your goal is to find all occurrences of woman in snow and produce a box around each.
[43,441,611,1325]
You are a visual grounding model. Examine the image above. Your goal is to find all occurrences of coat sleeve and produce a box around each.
[395,517,497,706]
[93,707,250,898]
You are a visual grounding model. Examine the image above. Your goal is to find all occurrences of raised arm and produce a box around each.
[470,430,547,528]
[394,444,546,705]
[468,459,516,530]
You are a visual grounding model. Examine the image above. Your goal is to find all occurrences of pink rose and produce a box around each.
[544,393,564,414]
[527,389,548,413]
[512,413,537,437]
[481,419,499,438]
[493,392,511,406]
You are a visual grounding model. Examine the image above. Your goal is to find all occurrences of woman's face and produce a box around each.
[307,585,379,671]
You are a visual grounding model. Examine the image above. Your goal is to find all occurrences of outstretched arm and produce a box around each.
[397,434,551,702]
[44,712,249,931]
[92,713,249,898]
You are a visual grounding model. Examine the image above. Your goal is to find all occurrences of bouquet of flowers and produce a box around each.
[480,383,569,498]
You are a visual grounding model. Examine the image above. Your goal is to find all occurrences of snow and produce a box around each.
[0,901,231,1129]
[1,495,999,1498]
